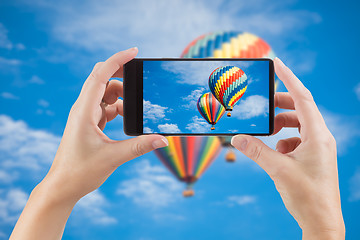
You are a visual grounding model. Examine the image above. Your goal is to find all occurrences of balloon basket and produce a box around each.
[227,112,231,117]
[183,189,195,197]
[211,126,215,130]
[225,150,236,162]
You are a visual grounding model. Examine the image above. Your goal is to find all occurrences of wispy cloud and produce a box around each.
[29,75,45,85]
[143,127,153,133]
[0,188,29,224]
[186,116,209,133]
[232,95,269,120]
[158,123,181,133]
[355,82,360,100]
[0,115,60,175]
[228,195,257,206]
[37,99,50,108]
[117,160,182,208]
[349,168,360,202]
[1,92,19,100]
[22,0,320,59]
[74,190,117,225]
[0,23,25,50]
[181,87,205,110]
[143,100,168,122]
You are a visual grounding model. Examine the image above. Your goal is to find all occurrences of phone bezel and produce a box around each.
[124,58,274,136]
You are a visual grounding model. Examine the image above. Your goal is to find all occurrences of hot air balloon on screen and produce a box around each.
[181,31,279,162]
[208,66,248,117]
[154,136,222,197]
[197,92,225,130]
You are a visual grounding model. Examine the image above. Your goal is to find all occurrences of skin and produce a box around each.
[231,58,345,239]
[10,51,344,239]
[10,48,169,240]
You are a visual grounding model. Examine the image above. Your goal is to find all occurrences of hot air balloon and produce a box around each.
[181,31,276,59]
[197,92,225,130]
[154,136,222,197]
[208,66,248,117]
[181,31,280,162]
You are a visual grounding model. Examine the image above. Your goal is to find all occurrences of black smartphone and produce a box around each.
[123,58,274,136]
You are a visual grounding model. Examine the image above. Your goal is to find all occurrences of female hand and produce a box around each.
[231,58,345,240]
[10,48,168,240]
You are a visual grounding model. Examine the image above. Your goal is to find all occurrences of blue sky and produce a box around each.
[143,60,269,134]
[0,0,360,239]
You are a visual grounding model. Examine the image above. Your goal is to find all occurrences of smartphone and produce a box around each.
[123,58,274,136]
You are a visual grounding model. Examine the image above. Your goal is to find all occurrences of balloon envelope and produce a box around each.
[208,66,248,112]
[154,136,222,185]
[181,31,276,59]
[197,92,225,129]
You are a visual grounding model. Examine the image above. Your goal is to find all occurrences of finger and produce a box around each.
[103,80,123,105]
[273,111,300,135]
[105,99,123,121]
[274,58,327,140]
[105,135,168,165]
[275,92,295,110]
[78,47,138,115]
[231,135,292,180]
[112,65,123,78]
[276,137,301,154]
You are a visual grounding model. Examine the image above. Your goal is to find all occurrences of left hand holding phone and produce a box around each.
[10,48,169,240]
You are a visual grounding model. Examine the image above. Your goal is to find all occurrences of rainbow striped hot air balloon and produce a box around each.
[154,136,222,197]
[181,31,279,162]
[197,92,225,130]
[208,66,248,117]
[181,31,276,59]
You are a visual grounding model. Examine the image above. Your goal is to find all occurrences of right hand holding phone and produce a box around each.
[231,58,345,239]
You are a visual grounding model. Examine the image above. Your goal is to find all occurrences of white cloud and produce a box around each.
[228,195,256,206]
[320,108,360,155]
[355,82,360,100]
[0,115,60,174]
[1,92,19,100]
[232,95,269,120]
[0,57,21,66]
[75,190,117,225]
[0,170,18,183]
[349,168,360,202]
[0,188,29,223]
[182,87,205,109]
[185,116,209,133]
[37,99,49,108]
[143,100,168,122]
[117,160,182,208]
[29,75,45,85]
[161,61,233,86]
[143,127,153,133]
[158,123,181,133]
[0,23,15,50]
[22,0,319,60]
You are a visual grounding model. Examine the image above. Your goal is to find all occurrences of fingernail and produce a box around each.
[131,47,138,51]
[231,135,248,151]
[152,137,168,149]
[274,57,285,67]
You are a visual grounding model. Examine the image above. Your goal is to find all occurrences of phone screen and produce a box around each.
[142,59,273,135]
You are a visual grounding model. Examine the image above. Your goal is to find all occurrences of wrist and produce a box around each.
[34,174,80,209]
[302,222,345,240]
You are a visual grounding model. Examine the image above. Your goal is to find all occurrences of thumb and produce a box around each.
[231,135,287,179]
[106,135,168,165]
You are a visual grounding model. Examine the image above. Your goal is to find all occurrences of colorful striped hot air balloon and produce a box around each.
[197,92,225,130]
[181,31,276,59]
[154,136,222,197]
[182,31,279,162]
[208,66,248,117]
